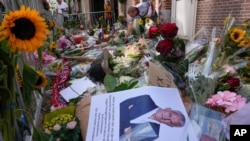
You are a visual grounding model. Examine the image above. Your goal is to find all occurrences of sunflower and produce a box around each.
[138,19,144,25]
[145,18,150,23]
[35,71,47,89]
[230,28,246,43]
[49,41,57,50]
[0,5,49,53]
[47,20,55,29]
[238,39,250,47]
[57,27,64,35]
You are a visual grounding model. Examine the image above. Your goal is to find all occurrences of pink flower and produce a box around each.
[44,128,51,134]
[223,64,236,76]
[206,91,247,114]
[53,124,61,131]
[59,35,72,48]
[216,91,236,106]
[225,95,247,113]
[66,121,77,129]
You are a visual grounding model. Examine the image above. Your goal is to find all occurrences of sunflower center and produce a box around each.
[11,18,36,40]
[233,32,239,40]
[36,77,42,86]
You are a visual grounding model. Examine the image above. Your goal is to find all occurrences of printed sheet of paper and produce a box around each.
[86,86,198,141]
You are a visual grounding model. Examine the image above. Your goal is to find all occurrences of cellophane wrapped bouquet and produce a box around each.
[186,15,250,116]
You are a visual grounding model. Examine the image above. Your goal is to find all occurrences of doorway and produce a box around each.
[91,0,104,12]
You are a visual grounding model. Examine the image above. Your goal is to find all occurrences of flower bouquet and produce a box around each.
[0,5,49,140]
[42,106,82,141]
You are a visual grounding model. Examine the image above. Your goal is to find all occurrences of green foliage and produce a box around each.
[188,73,216,105]
[22,63,39,106]
[103,74,117,92]
[113,80,138,92]
[103,74,138,92]
[50,117,82,141]
[32,127,51,141]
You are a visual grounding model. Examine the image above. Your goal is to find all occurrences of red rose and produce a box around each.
[160,23,178,38]
[226,77,240,90]
[156,39,174,56]
[148,26,159,39]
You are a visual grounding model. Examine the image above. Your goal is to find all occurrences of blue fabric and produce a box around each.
[119,95,159,140]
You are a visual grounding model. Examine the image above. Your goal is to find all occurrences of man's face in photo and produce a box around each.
[150,108,184,127]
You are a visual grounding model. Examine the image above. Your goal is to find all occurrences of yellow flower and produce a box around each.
[242,22,248,28]
[99,16,103,21]
[35,71,47,88]
[47,20,55,29]
[156,17,160,25]
[57,27,64,35]
[145,18,150,23]
[0,5,49,53]
[138,19,143,25]
[49,41,57,50]
[238,39,250,47]
[230,28,246,43]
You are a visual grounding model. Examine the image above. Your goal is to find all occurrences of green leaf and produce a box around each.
[37,47,43,70]
[103,74,117,92]
[127,80,139,89]
[113,83,129,92]
[32,127,51,141]
[22,63,39,106]
[0,61,7,82]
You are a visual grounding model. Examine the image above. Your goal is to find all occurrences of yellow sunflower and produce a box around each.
[145,18,150,23]
[47,20,55,29]
[238,39,250,47]
[242,22,248,28]
[49,41,57,50]
[0,5,49,53]
[57,27,64,35]
[230,28,246,43]
[138,19,144,25]
[35,71,47,89]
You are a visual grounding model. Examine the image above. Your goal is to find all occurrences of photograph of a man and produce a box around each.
[119,94,186,141]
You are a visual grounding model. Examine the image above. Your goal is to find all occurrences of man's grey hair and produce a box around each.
[174,110,186,127]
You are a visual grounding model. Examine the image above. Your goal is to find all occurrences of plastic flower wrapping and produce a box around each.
[185,15,250,115]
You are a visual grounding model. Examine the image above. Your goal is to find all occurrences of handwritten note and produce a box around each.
[60,77,96,102]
